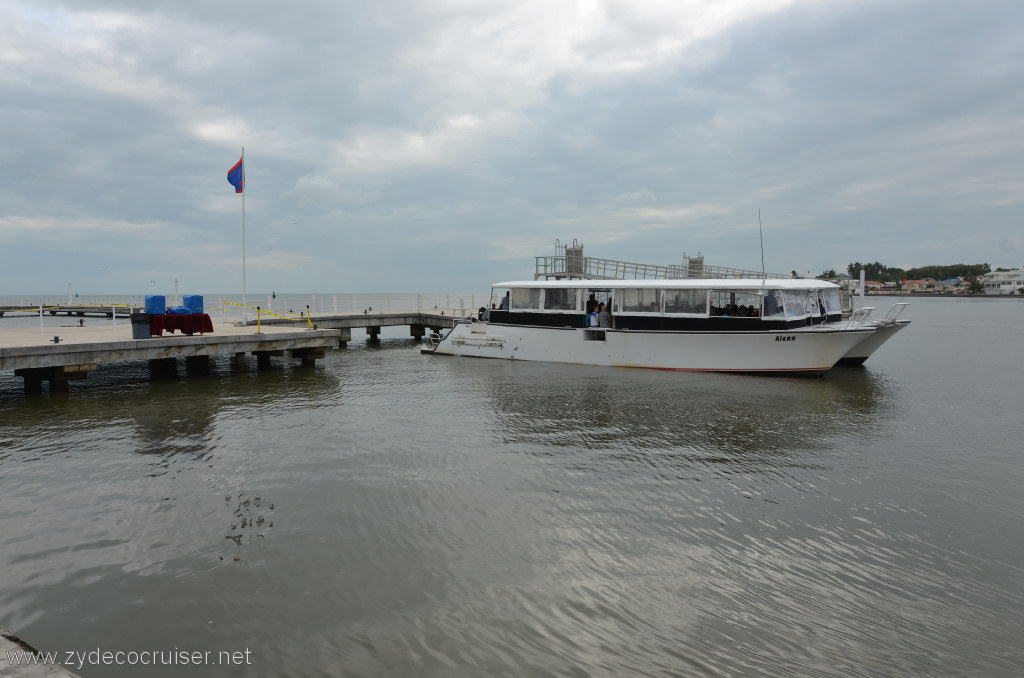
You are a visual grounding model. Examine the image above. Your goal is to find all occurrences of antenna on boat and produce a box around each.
[758,209,766,281]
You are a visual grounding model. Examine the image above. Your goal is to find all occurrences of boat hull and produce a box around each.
[836,320,910,366]
[430,322,875,376]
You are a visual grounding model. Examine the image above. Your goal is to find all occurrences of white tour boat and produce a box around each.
[425,278,908,376]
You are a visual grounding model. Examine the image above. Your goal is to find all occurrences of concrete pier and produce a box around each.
[0,321,341,393]
[1,625,81,677]
[1,312,464,393]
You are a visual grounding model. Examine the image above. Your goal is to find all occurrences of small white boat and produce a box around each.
[425,278,905,376]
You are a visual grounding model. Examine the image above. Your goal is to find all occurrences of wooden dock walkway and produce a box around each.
[0,312,462,393]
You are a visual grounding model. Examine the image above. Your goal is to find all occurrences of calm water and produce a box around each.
[2,297,1023,677]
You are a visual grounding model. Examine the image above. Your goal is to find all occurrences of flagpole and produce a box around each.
[241,146,247,325]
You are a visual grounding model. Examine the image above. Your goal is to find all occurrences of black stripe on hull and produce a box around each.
[486,311,843,332]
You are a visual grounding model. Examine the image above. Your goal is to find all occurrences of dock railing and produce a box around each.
[1,294,489,325]
[218,294,487,324]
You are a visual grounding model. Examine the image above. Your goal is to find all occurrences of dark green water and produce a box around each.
[2,297,1023,677]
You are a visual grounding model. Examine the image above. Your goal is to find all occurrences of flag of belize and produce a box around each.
[227,157,244,193]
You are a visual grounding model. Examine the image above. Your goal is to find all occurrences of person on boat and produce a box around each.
[598,303,612,328]
[499,292,509,310]
[586,294,598,315]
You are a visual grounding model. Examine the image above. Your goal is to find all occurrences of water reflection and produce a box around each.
[0,356,330,595]
[455,360,895,475]
[222,490,275,564]
[0,356,342,434]
[3,332,1024,678]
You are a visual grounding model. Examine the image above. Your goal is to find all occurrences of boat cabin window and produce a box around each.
[491,288,511,310]
[709,290,761,317]
[585,289,614,314]
[619,288,661,314]
[762,290,785,317]
[509,287,541,311]
[822,288,841,314]
[663,289,707,315]
[783,289,811,318]
[543,288,578,311]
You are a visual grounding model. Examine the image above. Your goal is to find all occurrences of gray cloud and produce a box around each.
[2,0,1022,295]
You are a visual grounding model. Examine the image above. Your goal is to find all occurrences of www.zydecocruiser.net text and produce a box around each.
[6,648,253,671]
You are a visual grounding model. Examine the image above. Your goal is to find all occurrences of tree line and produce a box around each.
[817,262,992,282]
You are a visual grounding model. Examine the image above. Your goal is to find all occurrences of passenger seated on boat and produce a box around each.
[589,311,600,327]
[598,303,612,328]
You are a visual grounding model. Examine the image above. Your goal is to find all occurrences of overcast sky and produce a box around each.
[2,0,1022,295]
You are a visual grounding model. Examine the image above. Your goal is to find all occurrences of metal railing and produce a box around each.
[535,254,785,280]
[1,294,489,327]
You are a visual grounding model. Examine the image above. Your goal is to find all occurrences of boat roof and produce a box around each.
[492,278,839,290]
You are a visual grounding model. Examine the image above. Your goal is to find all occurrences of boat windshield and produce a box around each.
[490,287,511,310]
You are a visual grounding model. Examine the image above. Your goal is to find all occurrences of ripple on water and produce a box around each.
[2,321,1024,677]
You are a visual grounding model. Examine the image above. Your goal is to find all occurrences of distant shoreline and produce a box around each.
[862,292,1024,299]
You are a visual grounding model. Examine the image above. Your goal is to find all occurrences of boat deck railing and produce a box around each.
[885,302,910,321]
[535,254,786,281]
[847,307,875,328]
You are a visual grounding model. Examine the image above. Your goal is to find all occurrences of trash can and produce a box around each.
[131,313,152,339]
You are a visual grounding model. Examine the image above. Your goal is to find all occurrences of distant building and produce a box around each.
[863,280,898,294]
[935,277,965,293]
[981,268,1024,295]
[903,278,936,292]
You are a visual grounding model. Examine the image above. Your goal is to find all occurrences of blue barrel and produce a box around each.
[183,294,204,314]
[145,294,166,315]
